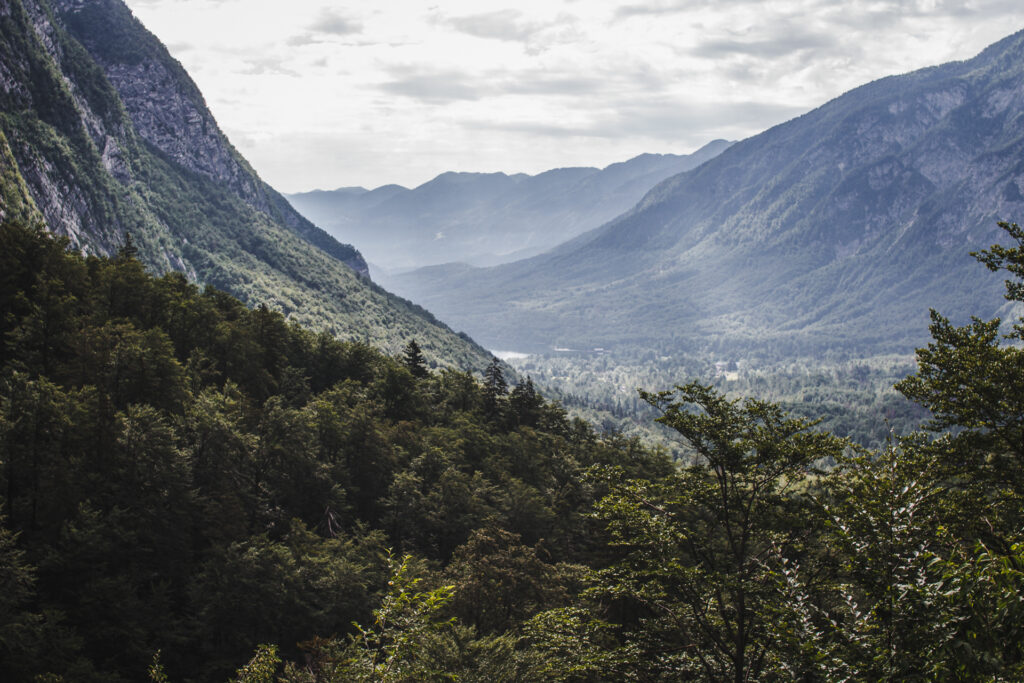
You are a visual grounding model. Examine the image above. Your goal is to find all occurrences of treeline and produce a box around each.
[2,219,1024,681]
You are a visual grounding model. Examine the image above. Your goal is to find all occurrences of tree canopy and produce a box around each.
[2,219,1024,681]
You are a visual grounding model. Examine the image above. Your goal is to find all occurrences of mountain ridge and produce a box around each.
[0,0,493,370]
[388,30,1024,355]
[286,140,733,272]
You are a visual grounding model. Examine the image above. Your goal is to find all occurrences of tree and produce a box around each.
[401,340,429,379]
[577,383,845,681]
[896,221,1024,525]
[770,440,950,680]
[0,518,43,680]
[283,553,457,682]
[507,376,543,428]
[482,358,507,421]
[118,231,139,260]
[444,527,568,635]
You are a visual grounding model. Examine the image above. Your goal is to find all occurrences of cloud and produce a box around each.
[286,33,318,47]
[375,63,665,105]
[463,99,808,140]
[308,8,362,36]
[122,0,1024,191]
[287,8,364,48]
[502,75,609,96]
[602,100,809,138]
[378,68,486,103]
[614,0,1020,22]
[614,1,698,18]
[440,9,581,53]
[447,9,542,42]
[694,31,832,59]
[240,56,299,77]
[450,9,536,41]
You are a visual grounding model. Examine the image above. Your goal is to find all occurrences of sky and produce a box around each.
[122,0,1024,193]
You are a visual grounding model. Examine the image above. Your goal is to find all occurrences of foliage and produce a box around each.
[0,220,659,681]
[285,553,457,682]
[233,645,281,683]
[402,339,429,378]
[7,0,1024,678]
[508,348,928,454]
[569,383,845,680]
[4,215,1024,679]
[897,220,1024,525]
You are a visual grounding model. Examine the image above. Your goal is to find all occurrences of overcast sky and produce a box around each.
[122,0,1024,193]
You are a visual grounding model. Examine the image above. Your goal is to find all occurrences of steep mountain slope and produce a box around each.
[286,140,732,273]
[0,0,492,369]
[392,30,1024,355]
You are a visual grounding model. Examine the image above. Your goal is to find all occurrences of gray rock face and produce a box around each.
[101,59,270,211]
[95,51,368,273]
[0,0,123,252]
[23,0,120,148]
[45,0,367,275]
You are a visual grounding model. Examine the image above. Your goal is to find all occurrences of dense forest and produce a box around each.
[3,218,1024,681]
[512,351,929,454]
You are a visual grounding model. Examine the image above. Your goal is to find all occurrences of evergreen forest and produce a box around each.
[3,218,1024,681]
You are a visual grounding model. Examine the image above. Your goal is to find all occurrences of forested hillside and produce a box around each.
[0,219,670,681]
[0,0,492,370]
[4,218,1024,681]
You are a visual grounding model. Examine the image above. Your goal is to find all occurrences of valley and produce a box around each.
[502,348,928,457]
[379,31,1024,358]
[279,32,1024,452]
[4,1,1024,680]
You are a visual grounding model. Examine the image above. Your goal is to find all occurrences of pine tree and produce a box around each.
[401,339,428,378]
[508,376,542,428]
[482,358,508,420]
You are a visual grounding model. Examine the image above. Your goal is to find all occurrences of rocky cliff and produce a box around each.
[0,0,493,370]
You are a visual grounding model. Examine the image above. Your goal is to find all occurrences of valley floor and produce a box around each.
[506,349,929,456]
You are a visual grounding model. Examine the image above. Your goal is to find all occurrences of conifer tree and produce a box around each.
[401,339,429,378]
[482,358,508,420]
[897,220,1024,506]
[508,376,542,428]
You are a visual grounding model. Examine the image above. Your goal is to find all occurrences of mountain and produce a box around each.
[389,31,1024,355]
[0,0,492,370]
[286,141,732,273]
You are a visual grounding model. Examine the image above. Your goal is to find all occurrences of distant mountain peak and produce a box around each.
[287,141,733,272]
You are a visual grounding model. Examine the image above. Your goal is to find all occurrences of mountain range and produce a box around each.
[6,0,1022,368]
[286,140,732,274]
[0,0,492,370]
[386,30,1024,356]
